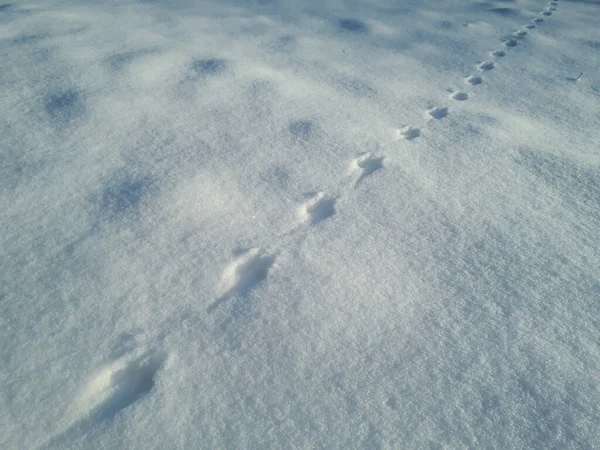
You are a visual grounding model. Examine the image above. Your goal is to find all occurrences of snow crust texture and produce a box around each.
[2,0,600,448]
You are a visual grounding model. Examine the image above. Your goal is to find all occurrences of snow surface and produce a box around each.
[1,0,600,448]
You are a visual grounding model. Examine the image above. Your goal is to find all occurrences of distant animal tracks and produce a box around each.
[478,61,495,71]
[399,126,420,140]
[466,75,483,85]
[202,0,562,331]
[428,106,449,119]
[451,91,468,101]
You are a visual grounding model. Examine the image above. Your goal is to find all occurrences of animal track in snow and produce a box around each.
[549,6,556,10]
[74,351,164,421]
[513,30,528,38]
[301,192,336,225]
[354,153,384,184]
[398,126,420,140]
[428,106,449,119]
[386,395,398,410]
[208,248,275,312]
[451,91,468,101]
[466,75,483,85]
[200,0,562,325]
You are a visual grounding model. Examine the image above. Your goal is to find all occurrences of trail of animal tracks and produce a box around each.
[1,0,600,448]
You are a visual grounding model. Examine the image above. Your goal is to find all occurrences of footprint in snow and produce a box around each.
[73,350,164,422]
[428,106,449,119]
[513,30,527,38]
[525,23,536,29]
[354,153,384,185]
[491,49,506,57]
[301,192,336,225]
[466,75,483,85]
[398,126,420,140]
[451,91,468,101]
[533,17,544,23]
[478,61,494,71]
[208,248,275,312]
[504,39,518,47]
[385,395,398,410]
[542,10,552,16]
[549,6,556,10]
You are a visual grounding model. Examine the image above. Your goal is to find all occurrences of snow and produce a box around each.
[1,0,599,448]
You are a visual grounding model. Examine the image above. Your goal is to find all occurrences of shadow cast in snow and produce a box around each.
[105,49,158,71]
[191,58,228,76]
[289,120,314,141]
[45,90,85,126]
[338,18,369,33]
[94,171,155,219]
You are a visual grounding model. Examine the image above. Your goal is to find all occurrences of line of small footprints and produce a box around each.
[401,0,559,140]
[60,3,562,434]
[209,1,559,313]
[207,153,384,313]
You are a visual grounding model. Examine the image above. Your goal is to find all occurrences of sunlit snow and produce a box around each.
[1,0,599,448]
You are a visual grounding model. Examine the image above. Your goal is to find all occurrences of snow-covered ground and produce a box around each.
[1,0,599,448]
